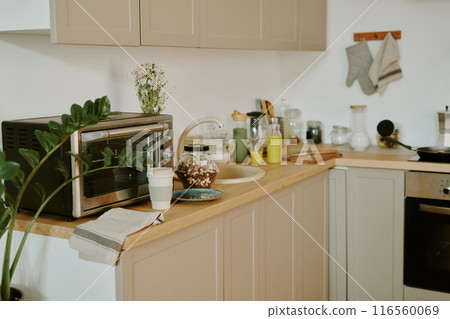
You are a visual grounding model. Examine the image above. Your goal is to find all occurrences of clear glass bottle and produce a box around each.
[175,144,218,189]
[349,105,370,151]
[247,112,268,165]
[278,98,291,139]
[289,108,303,142]
[232,110,248,163]
[267,118,282,164]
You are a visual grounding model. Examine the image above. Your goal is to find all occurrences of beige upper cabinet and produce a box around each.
[199,0,265,49]
[50,0,141,46]
[49,0,326,50]
[263,0,299,50]
[140,0,200,47]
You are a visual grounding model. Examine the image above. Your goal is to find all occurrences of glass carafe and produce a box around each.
[349,105,370,151]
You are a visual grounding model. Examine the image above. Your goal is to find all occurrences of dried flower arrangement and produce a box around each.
[132,63,168,115]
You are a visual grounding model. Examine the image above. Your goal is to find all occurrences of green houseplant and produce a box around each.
[0,96,126,301]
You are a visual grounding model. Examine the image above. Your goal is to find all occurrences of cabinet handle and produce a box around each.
[82,123,166,142]
[419,203,450,216]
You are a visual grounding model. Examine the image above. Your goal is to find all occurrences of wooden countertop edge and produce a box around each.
[122,161,335,250]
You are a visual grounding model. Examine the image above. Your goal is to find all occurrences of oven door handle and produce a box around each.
[82,123,168,142]
[419,203,450,216]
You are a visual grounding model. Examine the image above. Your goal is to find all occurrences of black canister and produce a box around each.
[306,121,322,144]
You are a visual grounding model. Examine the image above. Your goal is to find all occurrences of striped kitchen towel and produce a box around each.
[69,208,164,264]
[369,32,403,95]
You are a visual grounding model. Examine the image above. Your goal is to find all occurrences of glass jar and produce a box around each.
[306,121,322,144]
[175,144,218,189]
[247,112,268,165]
[289,108,303,142]
[232,110,248,163]
[349,105,370,151]
[330,126,350,145]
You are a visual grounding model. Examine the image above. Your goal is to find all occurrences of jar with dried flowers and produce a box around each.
[132,63,168,114]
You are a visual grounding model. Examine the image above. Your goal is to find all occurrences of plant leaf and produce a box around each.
[11,169,25,189]
[48,121,66,140]
[99,96,111,119]
[101,147,114,167]
[18,148,40,168]
[70,103,84,125]
[0,183,4,197]
[0,161,20,181]
[54,158,69,181]
[35,130,59,152]
[61,114,76,133]
[0,206,11,239]
[66,152,92,171]
[93,98,101,118]
[4,193,14,209]
[81,114,99,127]
[32,182,46,203]
[118,148,128,166]
[83,100,94,115]
[0,152,5,164]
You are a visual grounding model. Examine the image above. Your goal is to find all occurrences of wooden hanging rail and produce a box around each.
[354,30,401,41]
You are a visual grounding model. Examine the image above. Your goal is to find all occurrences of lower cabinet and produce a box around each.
[119,171,329,300]
[329,167,405,301]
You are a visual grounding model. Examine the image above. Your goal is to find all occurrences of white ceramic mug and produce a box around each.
[147,167,174,210]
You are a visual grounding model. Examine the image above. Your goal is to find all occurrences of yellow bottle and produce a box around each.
[267,120,282,164]
[250,149,263,165]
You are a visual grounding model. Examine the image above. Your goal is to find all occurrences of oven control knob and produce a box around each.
[444,187,450,195]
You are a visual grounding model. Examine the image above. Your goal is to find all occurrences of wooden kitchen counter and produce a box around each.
[13,143,450,251]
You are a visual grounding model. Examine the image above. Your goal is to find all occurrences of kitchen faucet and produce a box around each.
[176,117,225,161]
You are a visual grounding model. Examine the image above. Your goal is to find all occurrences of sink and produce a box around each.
[214,163,265,184]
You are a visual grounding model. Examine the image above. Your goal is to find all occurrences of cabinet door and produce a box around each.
[199,0,265,49]
[260,185,296,301]
[224,201,260,300]
[328,168,347,301]
[263,0,299,50]
[347,168,404,301]
[50,0,140,46]
[119,216,223,300]
[141,0,200,47]
[297,171,329,301]
[298,0,327,50]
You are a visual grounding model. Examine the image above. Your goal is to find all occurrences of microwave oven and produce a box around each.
[2,113,173,219]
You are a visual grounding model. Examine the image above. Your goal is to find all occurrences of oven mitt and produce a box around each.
[345,40,376,95]
[369,32,403,95]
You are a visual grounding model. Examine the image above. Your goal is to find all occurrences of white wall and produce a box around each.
[282,0,450,147]
[0,33,319,150]
[2,0,449,150]
[0,232,116,301]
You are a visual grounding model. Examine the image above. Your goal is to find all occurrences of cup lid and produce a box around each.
[147,167,173,177]
[184,144,209,152]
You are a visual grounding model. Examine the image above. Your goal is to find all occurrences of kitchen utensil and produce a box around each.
[376,119,399,148]
[172,189,223,202]
[380,137,450,162]
[438,106,450,147]
[259,99,275,119]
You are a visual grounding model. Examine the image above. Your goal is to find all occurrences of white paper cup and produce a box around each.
[147,167,174,210]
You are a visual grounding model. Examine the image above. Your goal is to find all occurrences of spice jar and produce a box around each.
[306,121,322,144]
[330,126,350,145]
[175,144,218,189]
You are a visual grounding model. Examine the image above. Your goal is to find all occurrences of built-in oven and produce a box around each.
[404,171,450,294]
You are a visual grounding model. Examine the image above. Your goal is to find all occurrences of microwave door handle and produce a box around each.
[419,203,450,216]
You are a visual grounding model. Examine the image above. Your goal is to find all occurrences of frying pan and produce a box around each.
[381,137,450,162]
